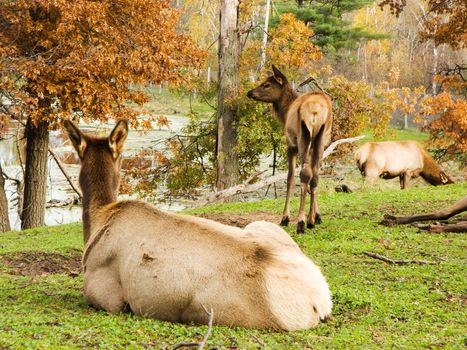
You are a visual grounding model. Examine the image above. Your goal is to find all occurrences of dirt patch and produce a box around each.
[1,251,81,277]
[196,211,281,228]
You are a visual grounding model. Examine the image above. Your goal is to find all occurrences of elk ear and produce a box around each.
[63,120,87,160]
[271,65,287,85]
[108,120,128,159]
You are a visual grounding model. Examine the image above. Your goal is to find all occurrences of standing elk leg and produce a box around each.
[297,136,312,234]
[307,128,325,228]
[399,172,410,189]
[363,165,380,188]
[307,185,320,228]
[281,147,297,226]
[298,160,312,234]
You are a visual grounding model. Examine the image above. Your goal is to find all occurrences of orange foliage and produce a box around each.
[379,0,466,49]
[418,92,467,157]
[266,13,322,76]
[0,0,205,128]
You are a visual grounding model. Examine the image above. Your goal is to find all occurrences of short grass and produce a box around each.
[0,183,466,349]
[131,87,214,117]
[361,128,429,144]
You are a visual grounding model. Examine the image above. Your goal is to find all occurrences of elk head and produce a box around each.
[247,65,289,103]
[439,171,455,185]
[63,120,129,197]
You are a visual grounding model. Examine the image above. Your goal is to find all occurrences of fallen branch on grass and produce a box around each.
[252,335,267,349]
[413,221,467,233]
[194,135,365,208]
[363,251,436,265]
[173,305,214,350]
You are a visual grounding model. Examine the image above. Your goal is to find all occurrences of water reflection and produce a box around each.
[0,117,188,230]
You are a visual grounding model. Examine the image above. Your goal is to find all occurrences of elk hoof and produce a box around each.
[307,222,315,229]
[280,217,290,226]
[315,214,322,225]
[297,221,305,234]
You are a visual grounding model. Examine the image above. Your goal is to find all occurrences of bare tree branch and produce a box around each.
[48,147,82,199]
[363,251,436,265]
[172,306,214,350]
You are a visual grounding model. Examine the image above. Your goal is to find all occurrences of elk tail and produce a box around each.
[299,106,313,157]
[354,146,367,174]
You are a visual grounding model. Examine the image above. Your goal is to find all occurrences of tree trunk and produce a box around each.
[216,0,241,191]
[0,163,11,232]
[432,44,439,95]
[21,118,49,229]
[259,0,271,69]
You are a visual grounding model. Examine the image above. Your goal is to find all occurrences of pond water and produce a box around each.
[0,117,188,230]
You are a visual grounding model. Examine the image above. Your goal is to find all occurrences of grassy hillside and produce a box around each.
[0,183,465,349]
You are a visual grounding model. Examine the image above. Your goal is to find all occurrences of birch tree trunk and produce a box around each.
[216,0,241,191]
[0,163,11,232]
[259,0,271,69]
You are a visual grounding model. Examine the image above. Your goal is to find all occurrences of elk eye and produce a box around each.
[263,83,270,89]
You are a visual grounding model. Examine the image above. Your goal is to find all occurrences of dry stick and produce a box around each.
[252,335,267,349]
[172,306,214,350]
[194,135,365,208]
[363,251,436,265]
[48,147,82,199]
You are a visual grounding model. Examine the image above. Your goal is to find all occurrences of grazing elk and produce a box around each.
[355,141,454,189]
[381,196,467,233]
[247,65,333,234]
[63,120,332,330]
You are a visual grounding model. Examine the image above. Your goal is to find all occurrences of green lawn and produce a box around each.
[0,183,466,349]
[130,86,215,117]
[361,127,429,144]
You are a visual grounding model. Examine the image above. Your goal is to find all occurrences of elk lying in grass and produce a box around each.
[63,120,332,331]
[247,65,333,234]
[355,141,454,189]
[381,196,467,233]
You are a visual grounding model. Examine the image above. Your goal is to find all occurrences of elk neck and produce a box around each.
[420,151,447,186]
[273,84,298,124]
[79,143,120,244]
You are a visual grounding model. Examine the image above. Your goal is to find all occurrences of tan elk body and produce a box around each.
[355,141,454,189]
[64,120,332,331]
[247,66,333,233]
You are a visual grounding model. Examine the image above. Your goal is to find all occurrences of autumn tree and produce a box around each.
[379,0,466,162]
[272,0,383,53]
[417,73,467,162]
[379,0,467,49]
[0,0,204,229]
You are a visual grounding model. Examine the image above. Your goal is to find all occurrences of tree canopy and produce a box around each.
[379,0,467,49]
[271,0,386,53]
[0,0,205,128]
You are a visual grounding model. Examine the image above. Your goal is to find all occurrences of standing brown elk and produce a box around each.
[247,65,333,233]
[355,141,454,189]
[63,120,332,330]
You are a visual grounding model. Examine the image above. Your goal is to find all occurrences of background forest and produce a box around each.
[0,0,465,230]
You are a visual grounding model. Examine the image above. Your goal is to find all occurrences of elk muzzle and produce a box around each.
[246,89,258,100]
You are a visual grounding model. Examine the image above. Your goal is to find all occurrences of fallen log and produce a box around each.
[194,135,365,208]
